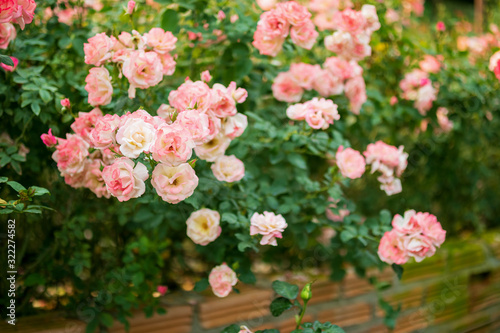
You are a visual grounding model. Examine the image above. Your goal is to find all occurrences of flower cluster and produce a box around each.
[324,5,380,62]
[250,211,288,246]
[272,57,366,113]
[307,0,353,31]
[208,263,238,297]
[84,28,178,102]
[399,67,438,115]
[364,141,408,196]
[252,1,318,56]
[286,97,340,130]
[0,0,36,30]
[44,75,248,202]
[378,210,446,265]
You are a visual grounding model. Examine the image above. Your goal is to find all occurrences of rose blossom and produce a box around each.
[102,157,148,202]
[404,234,435,262]
[52,134,90,175]
[391,209,421,234]
[332,8,366,34]
[323,57,362,80]
[272,72,303,102]
[157,286,168,296]
[252,28,285,57]
[151,163,199,204]
[419,55,441,74]
[144,28,177,54]
[304,97,340,129]
[151,124,195,166]
[70,108,103,143]
[256,0,277,11]
[60,98,71,108]
[158,52,177,75]
[122,50,163,98]
[168,80,212,112]
[222,113,247,139]
[286,103,308,121]
[336,146,366,179]
[41,129,57,147]
[14,0,36,29]
[252,9,289,56]
[379,176,402,196]
[211,155,245,182]
[0,23,16,49]
[289,63,318,90]
[194,132,231,162]
[116,117,156,158]
[277,1,312,26]
[210,83,237,118]
[208,263,238,297]
[201,70,212,82]
[344,76,366,114]
[127,1,135,14]
[0,0,19,24]
[378,230,408,265]
[312,69,344,97]
[186,208,221,245]
[364,141,401,171]
[290,22,318,50]
[157,104,176,123]
[85,67,113,106]
[84,159,111,198]
[84,33,113,66]
[175,110,211,144]
[415,212,446,247]
[250,211,288,246]
[90,114,121,149]
[436,107,453,133]
[361,4,380,33]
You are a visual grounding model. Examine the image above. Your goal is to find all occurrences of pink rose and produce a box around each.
[41,128,57,147]
[157,104,176,123]
[272,72,303,102]
[210,83,237,118]
[378,230,408,265]
[252,29,285,57]
[404,234,435,262]
[116,116,157,158]
[286,103,308,121]
[323,57,362,80]
[85,67,113,107]
[0,0,19,24]
[14,0,36,30]
[186,208,221,245]
[361,4,380,34]
[102,157,149,202]
[436,21,445,32]
[205,114,222,142]
[0,23,16,49]
[158,52,177,76]
[336,146,366,179]
[122,50,163,98]
[157,285,168,296]
[168,80,212,112]
[60,98,71,108]
[384,9,399,24]
[127,1,135,14]
[344,76,367,114]
[250,211,288,246]
[391,210,421,234]
[90,113,121,149]
[379,176,402,196]
[289,63,318,90]
[419,55,441,74]
[414,83,437,115]
[175,110,211,145]
[0,56,18,71]
[194,132,231,162]
[488,51,500,71]
[222,113,247,139]
[312,69,344,97]
[208,263,238,297]
[70,108,103,143]
[436,107,453,132]
[256,10,289,39]
[256,0,277,11]
[326,198,350,222]
[217,10,226,20]
[84,159,111,199]
[364,141,401,170]
[151,124,194,166]
[211,155,245,182]
[390,96,398,106]
[303,97,340,129]
[84,33,113,66]
[332,8,366,34]
[201,70,212,82]
[276,1,311,26]
[305,108,326,129]
[144,28,177,54]
[290,21,318,50]
[151,163,199,204]
[52,134,90,175]
[415,212,446,247]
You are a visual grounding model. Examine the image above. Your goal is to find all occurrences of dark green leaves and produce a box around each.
[193,278,209,292]
[161,9,179,33]
[270,297,293,317]
[0,54,14,66]
[272,280,299,299]
[391,264,404,280]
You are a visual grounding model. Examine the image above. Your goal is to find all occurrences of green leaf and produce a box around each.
[161,9,179,33]
[24,273,46,287]
[39,89,52,104]
[31,103,41,116]
[221,324,240,333]
[0,55,14,66]
[100,313,114,328]
[272,280,299,299]
[270,297,293,317]
[221,212,238,224]
[391,264,404,280]
[30,186,50,196]
[323,325,346,333]
[0,177,7,183]
[23,208,42,214]
[6,181,26,192]
[193,278,209,292]
[287,153,307,170]
[340,229,356,242]
[0,209,14,214]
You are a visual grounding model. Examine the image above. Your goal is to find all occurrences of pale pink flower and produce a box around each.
[344,76,366,114]
[384,9,399,24]
[90,113,121,149]
[277,1,312,26]
[201,70,212,82]
[71,108,103,143]
[12,0,36,30]
[289,63,319,90]
[168,80,212,112]
[85,67,113,107]
[361,4,380,33]
[122,50,163,98]
[415,212,446,247]
[304,97,340,129]
[144,28,177,54]
[336,145,365,179]
[404,234,435,262]
[391,210,421,234]
[206,114,222,142]
[52,134,90,175]
[208,263,238,297]
[186,208,221,245]
[0,0,19,24]
[252,9,289,56]
[127,1,135,14]
[419,55,441,74]
[217,10,226,20]
[414,83,437,115]
[116,116,156,158]
[326,198,350,222]
[286,103,308,121]
[151,163,199,204]
[194,132,231,162]
[84,33,113,66]
[0,23,16,49]
[250,211,288,246]
[252,29,285,57]
[379,176,402,196]
[210,83,237,118]
[151,124,195,166]
[175,110,211,144]
[272,72,303,102]
[378,230,408,265]
[332,8,366,33]
[312,69,344,97]
[84,159,111,198]
[60,98,71,108]
[390,96,398,106]
[41,129,57,147]
[290,21,318,50]
[211,155,245,182]
[323,57,362,80]
[256,0,277,11]
[436,107,453,132]
[102,157,148,202]
[158,52,176,76]
[230,14,239,23]
[222,113,247,139]
[364,141,401,170]
[157,104,176,123]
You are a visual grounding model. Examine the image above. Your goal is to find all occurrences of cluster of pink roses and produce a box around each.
[378,210,446,265]
[0,0,36,30]
[272,57,367,114]
[457,24,500,63]
[399,64,439,115]
[286,97,340,130]
[84,28,177,102]
[44,74,249,202]
[252,1,318,57]
[324,5,380,62]
[363,141,408,196]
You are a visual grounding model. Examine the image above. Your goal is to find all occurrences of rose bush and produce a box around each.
[0,0,499,332]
